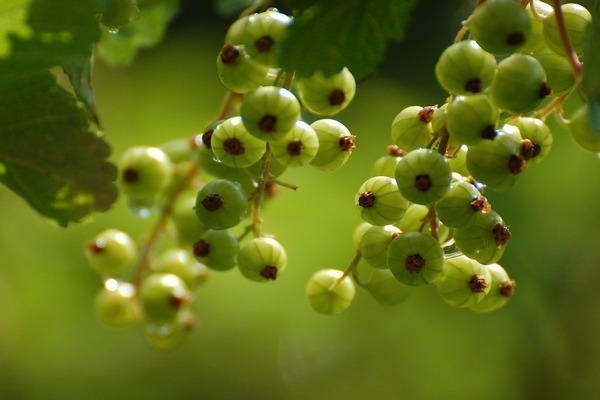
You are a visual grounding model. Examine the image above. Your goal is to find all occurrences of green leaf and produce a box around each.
[61,56,100,126]
[96,0,179,65]
[279,0,419,79]
[214,0,255,18]
[0,70,117,226]
[582,0,600,132]
[0,0,34,57]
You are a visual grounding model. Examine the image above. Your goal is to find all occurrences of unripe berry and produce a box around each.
[446,94,499,146]
[94,279,139,327]
[296,67,356,116]
[211,116,267,168]
[216,44,270,94]
[469,263,516,312]
[390,106,435,151]
[355,176,408,226]
[394,148,452,205]
[118,146,173,199]
[454,210,511,265]
[309,119,356,170]
[306,269,355,314]
[360,225,402,269]
[85,228,137,277]
[192,229,239,271]
[568,104,600,153]
[543,3,591,58]
[238,237,287,281]
[387,231,445,286]
[362,268,411,306]
[194,179,248,230]
[435,255,492,307]
[140,273,192,324]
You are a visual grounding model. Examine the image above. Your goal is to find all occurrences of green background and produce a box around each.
[2,1,600,399]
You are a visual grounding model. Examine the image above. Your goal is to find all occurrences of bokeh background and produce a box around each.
[2,1,600,399]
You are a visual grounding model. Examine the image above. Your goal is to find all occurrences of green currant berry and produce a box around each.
[387,231,445,286]
[101,0,139,29]
[508,116,553,165]
[468,0,532,55]
[466,124,525,192]
[520,0,554,53]
[394,148,452,205]
[453,210,511,264]
[469,263,516,312]
[94,279,139,327]
[144,308,196,350]
[140,273,191,324]
[435,40,497,94]
[296,67,356,116]
[211,116,267,168]
[568,103,600,153]
[371,145,405,177]
[391,105,435,151]
[305,269,355,314]
[533,50,576,95]
[153,248,208,289]
[240,86,301,141]
[489,53,551,113]
[192,229,239,271]
[448,145,471,177]
[396,203,451,243]
[85,228,137,277]
[170,190,209,246]
[118,146,173,199]
[352,221,373,249]
[543,3,591,58]
[216,44,270,94]
[435,181,490,229]
[360,225,402,269]
[362,268,411,306]
[446,94,499,146]
[355,176,409,226]
[309,119,356,170]
[434,255,492,307]
[242,10,292,67]
[270,120,319,167]
[194,179,248,230]
[224,14,250,45]
[237,237,287,281]
[159,138,194,164]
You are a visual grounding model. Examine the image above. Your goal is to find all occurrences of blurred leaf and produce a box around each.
[279,0,419,79]
[214,0,255,18]
[0,0,34,57]
[0,70,117,227]
[96,0,179,65]
[582,0,600,131]
[61,56,99,125]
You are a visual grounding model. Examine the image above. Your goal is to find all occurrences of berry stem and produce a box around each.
[330,249,362,290]
[531,90,571,121]
[417,204,439,241]
[216,92,242,120]
[551,0,583,82]
[251,144,273,237]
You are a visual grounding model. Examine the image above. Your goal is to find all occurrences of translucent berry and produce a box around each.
[309,119,356,170]
[434,255,492,307]
[270,120,319,167]
[118,146,173,199]
[371,145,405,177]
[520,0,554,53]
[453,210,511,265]
[394,148,452,205]
[296,67,356,116]
[94,279,139,327]
[362,268,411,306]
[85,228,137,277]
[434,180,490,229]
[242,9,292,67]
[144,308,196,350]
[194,179,248,230]
[533,50,575,95]
[360,224,402,269]
[139,273,191,324]
[469,263,516,312]
[387,231,445,286]
[543,3,591,58]
[355,176,409,226]
[170,190,209,245]
[446,94,499,146]
[211,116,267,168]
[305,269,355,314]
[216,44,270,94]
[390,106,435,151]
[237,237,287,281]
[152,248,208,289]
[508,116,553,165]
[568,104,600,153]
[352,221,374,249]
[192,229,239,271]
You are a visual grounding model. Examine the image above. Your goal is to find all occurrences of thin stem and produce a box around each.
[531,90,571,120]
[216,92,242,120]
[268,175,299,191]
[251,145,272,238]
[330,249,363,290]
[417,204,439,241]
[551,0,583,81]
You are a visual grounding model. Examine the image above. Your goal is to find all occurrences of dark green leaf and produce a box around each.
[582,0,600,132]
[278,0,419,79]
[214,0,255,18]
[61,56,99,126]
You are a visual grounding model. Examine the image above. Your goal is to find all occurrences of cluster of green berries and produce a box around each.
[84,8,361,348]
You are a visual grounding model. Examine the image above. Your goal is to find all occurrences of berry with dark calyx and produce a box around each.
[85,229,137,277]
[391,106,436,151]
[568,104,600,153]
[152,248,208,289]
[216,44,270,94]
[296,67,356,116]
[194,179,248,230]
[469,263,516,313]
[309,119,356,171]
[94,279,139,327]
[240,86,301,141]
[435,40,497,95]
[446,94,499,146]
[468,0,532,55]
[100,0,140,30]
[360,224,402,269]
[396,203,451,243]
[489,53,551,114]
[394,148,452,205]
[270,120,319,167]
[355,176,409,226]
[238,237,287,281]
[533,50,575,95]
[434,180,490,229]
[508,117,553,166]
[453,210,511,265]
[371,145,405,177]
[305,269,355,314]
[242,9,292,67]
[543,3,591,58]
[434,255,492,308]
[362,268,411,306]
[466,124,525,192]
[211,116,267,168]
[387,231,445,286]
[192,229,239,271]
[520,0,554,53]
[139,273,192,324]
[118,146,173,199]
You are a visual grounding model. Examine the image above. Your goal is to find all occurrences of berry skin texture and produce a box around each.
[211,116,267,168]
[391,106,435,151]
[508,117,553,166]
[270,120,319,167]
[434,255,492,308]
[360,224,402,269]
[194,179,248,230]
[453,210,511,265]
[489,54,551,114]
[468,0,532,55]
[568,104,600,153]
[139,273,191,324]
[469,263,515,313]
[296,67,356,116]
[240,86,301,142]
[118,146,173,199]
[85,229,137,277]
[543,3,591,58]
[237,237,287,281]
[434,40,497,95]
[446,94,499,146]
[387,231,445,286]
[242,10,292,67]
[394,148,452,205]
[216,44,269,94]
[355,176,409,226]
[305,269,355,314]
[94,279,139,327]
[192,229,239,271]
[362,268,411,306]
[101,0,140,29]
[434,180,490,229]
[533,50,575,95]
[309,119,356,171]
